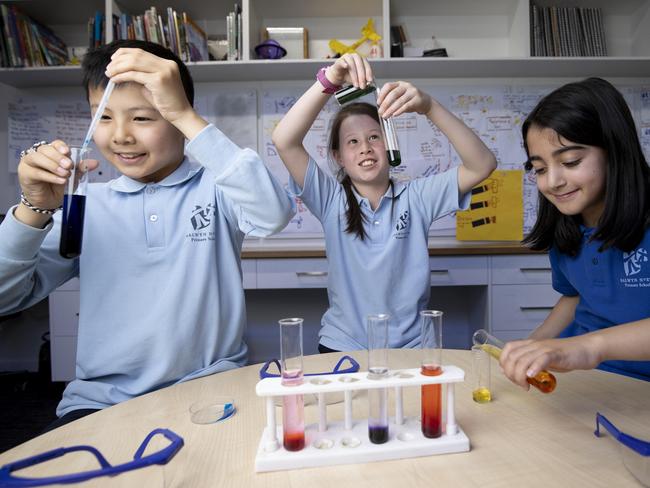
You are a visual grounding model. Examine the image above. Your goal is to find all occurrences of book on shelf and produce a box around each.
[106,7,208,62]
[530,5,607,57]
[0,3,69,67]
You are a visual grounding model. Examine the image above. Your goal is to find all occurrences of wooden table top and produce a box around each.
[1,349,647,487]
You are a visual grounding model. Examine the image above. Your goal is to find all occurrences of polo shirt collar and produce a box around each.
[109,157,203,193]
[350,178,407,208]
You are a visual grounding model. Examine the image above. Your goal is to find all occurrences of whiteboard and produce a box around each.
[8,82,650,238]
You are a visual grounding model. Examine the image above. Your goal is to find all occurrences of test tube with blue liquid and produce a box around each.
[334,84,401,167]
[367,313,390,444]
[59,146,89,258]
[420,310,443,438]
[59,80,115,259]
[279,317,305,451]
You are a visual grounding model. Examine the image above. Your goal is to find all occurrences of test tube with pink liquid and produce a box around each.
[279,317,305,451]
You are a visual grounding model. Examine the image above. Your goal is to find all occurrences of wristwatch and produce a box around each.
[316,67,342,95]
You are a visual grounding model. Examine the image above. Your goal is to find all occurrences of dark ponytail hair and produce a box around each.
[329,102,383,240]
[522,77,650,255]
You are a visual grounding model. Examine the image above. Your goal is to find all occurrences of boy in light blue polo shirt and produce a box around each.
[0,40,293,429]
[273,53,497,351]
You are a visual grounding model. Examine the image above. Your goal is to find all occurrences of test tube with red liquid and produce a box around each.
[420,310,443,438]
[367,313,390,444]
[279,318,305,451]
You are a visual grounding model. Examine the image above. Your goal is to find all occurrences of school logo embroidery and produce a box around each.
[394,210,410,239]
[186,203,216,243]
[620,247,650,288]
[623,248,648,277]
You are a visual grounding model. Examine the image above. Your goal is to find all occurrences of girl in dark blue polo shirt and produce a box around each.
[500,78,650,387]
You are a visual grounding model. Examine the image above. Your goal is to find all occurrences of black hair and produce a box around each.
[328,102,392,240]
[81,39,194,106]
[522,77,650,255]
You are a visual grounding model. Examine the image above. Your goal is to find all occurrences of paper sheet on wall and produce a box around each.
[7,89,258,182]
[456,170,523,241]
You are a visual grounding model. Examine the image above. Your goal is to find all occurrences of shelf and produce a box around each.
[2,57,650,88]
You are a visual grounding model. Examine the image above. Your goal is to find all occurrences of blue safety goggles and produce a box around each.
[0,428,183,487]
[259,355,360,379]
[595,412,650,486]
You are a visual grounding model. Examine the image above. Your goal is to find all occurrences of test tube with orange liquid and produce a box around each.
[471,329,557,393]
[420,310,443,438]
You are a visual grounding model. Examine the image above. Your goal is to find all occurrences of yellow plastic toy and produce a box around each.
[329,19,382,57]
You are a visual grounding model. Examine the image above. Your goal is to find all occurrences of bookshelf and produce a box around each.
[0,0,649,87]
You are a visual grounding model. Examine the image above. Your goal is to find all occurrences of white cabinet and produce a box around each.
[257,258,328,289]
[489,254,561,341]
[429,256,488,286]
[48,278,80,381]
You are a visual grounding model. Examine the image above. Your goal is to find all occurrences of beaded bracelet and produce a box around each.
[20,192,62,215]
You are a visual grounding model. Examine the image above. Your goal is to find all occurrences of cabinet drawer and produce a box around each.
[429,256,488,286]
[56,277,80,291]
[491,284,561,333]
[51,335,76,382]
[491,255,552,284]
[49,291,80,336]
[257,258,328,289]
[242,259,256,289]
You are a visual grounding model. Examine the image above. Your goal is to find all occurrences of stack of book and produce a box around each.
[0,4,69,67]
[225,4,242,61]
[530,5,607,57]
[90,7,209,62]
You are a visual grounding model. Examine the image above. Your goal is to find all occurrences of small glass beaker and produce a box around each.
[471,344,492,403]
[60,146,90,259]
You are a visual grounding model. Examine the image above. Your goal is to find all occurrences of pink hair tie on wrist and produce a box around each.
[316,67,342,95]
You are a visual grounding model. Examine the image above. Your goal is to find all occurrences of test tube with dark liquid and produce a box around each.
[334,84,401,167]
[367,313,390,444]
[420,310,443,438]
[279,318,305,451]
[60,147,89,259]
[472,329,557,393]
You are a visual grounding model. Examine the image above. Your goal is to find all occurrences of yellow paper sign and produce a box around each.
[456,170,523,241]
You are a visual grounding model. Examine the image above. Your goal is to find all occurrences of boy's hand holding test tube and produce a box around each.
[16,142,99,229]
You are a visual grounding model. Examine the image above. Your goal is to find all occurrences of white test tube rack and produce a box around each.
[254,365,470,472]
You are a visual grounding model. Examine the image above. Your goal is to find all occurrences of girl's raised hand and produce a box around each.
[325,53,373,89]
[377,81,433,119]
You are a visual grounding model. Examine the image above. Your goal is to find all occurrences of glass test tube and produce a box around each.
[367,313,390,444]
[279,318,305,451]
[60,146,89,259]
[472,329,557,393]
[420,310,443,438]
[334,84,401,167]
[471,344,492,403]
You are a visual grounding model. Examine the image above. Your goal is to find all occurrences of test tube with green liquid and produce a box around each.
[334,84,401,167]
[472,329,557,393]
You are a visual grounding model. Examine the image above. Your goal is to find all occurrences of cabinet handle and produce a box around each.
[519,306,554,311]
[296,271,327,277]
[519,267,551,272]
[430,270,449,274]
